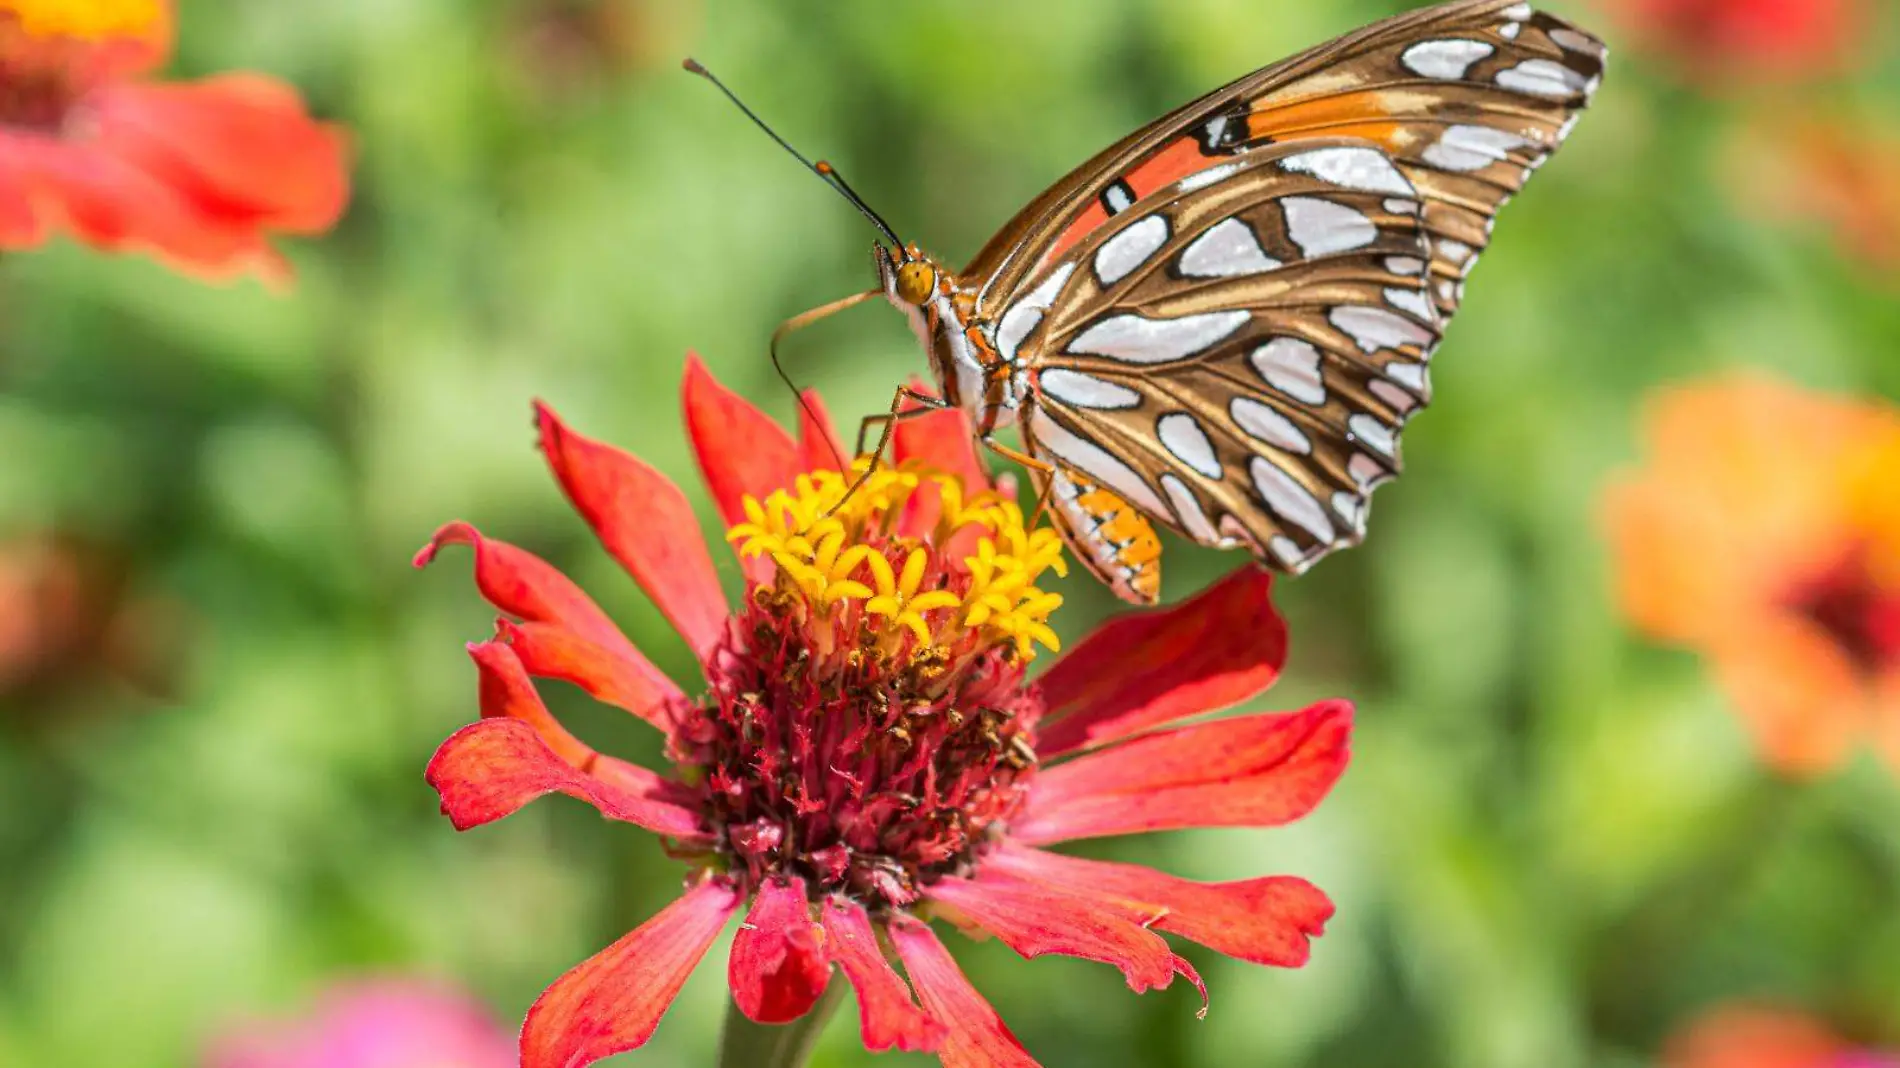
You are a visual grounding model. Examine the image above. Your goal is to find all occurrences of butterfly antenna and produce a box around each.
[682,58,904,249]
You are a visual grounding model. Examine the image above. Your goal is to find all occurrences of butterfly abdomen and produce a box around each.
[1046,470,1162,604]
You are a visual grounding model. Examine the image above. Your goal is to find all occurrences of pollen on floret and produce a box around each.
[0,0,163,41]
[725,457,1067,660]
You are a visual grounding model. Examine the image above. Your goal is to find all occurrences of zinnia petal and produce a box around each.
[414,521,654,672]
[682,352,802,529]
[74,75,348,285]
[989,844,1333,967]
[95,75,349,233]
[535,402,729,664]
[495,619,677,730]
[728,877,833,1025]
[467,639,595,766]
[1013,700,1353,845]
[466,640,689,805]
[819,898,943,1053]
[887,917,1040,1068]
[425,718,705,840]
[925,871,1195,996]
[1708,616,1866,776]
[1037,564,1286,756]
[522,880,741,1068]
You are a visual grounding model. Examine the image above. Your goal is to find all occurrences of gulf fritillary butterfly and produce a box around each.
[698,0,1606,604]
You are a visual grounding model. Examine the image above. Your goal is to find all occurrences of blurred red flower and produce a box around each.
[1725,114,1900,278]
[415,355,1352,1067]
[0,0,348,285]
[1599,0,1867,86]
[205,979,516,1068]
[1603,375,1900,776]
[1665,1004,1899,1068]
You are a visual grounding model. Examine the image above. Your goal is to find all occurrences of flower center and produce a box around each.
[676,460,1067,907]
[0,0,161,42]
[1791,545,1900,676]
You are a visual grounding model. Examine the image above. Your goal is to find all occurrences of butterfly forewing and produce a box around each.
[1014,139,1441,572]
[968,0,1602,588]
[969,0,1603,315]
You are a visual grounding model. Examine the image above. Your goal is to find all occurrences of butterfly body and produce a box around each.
[869,0,1605,603]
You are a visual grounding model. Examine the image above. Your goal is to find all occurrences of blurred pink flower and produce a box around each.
[206,980,516,1068]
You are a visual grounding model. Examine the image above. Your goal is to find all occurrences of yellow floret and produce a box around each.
[864,547,963,646]
[1,0,162,40]
[725,456,1069,659]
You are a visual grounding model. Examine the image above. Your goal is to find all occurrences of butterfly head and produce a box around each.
[877,243,943,307]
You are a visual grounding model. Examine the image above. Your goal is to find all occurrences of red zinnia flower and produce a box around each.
[1603,374,1900,775]
[1665,1003,1900,1068]
[1600,0,1867,86]
[0,0,348,284]
[415,355,1352,1067]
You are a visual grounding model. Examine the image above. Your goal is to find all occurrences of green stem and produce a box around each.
[717,979,846,1068]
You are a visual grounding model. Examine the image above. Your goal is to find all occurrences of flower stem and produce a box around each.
[716,979,846,1068]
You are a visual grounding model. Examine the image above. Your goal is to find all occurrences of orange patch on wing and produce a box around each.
[1074,484,1162,603]
[1252,92,1406,149]
[1044,136,1236,267]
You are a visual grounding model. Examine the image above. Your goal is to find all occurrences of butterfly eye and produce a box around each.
[895,261,936,305]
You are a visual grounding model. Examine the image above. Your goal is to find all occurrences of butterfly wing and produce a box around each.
[1017,138,1439,577]
[977,0,1603,590]
[969,0,1605,321]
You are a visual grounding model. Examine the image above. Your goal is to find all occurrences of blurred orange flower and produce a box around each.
[1725,115,1900,277]
[1665,1004,1897,1068]
[1604,375,1900,776]
[1599,0,1867,86]
[0,0,348,285]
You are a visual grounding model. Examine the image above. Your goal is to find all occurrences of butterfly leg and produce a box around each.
[977,436,1059,526]
[824,385,948,519]
[854,387,947,456]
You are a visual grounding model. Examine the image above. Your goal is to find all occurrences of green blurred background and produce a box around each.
[2,0,1897,1065]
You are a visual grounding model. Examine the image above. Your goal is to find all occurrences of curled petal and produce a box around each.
[523,880,741,1068]
[990,844,1333,968]
[414,522,649,671]
[1037,564,1287,756]
[496,619,677,730]
[819,898,943,1052]
[425,718,706,840]
[729,878,833,1025]
[466,641,683,798]
[925,872,1192,996]
[683,352,803,586]
[469,639,593,766]
[797,389,846,473]
[536,402,729,664]
[1013,701,1353,845]
[887,918,1040,1068]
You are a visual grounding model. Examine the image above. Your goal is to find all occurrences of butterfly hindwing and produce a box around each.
[1015,139,1441,573]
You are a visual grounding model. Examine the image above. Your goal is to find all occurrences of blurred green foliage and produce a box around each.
[1,0,1897,1065]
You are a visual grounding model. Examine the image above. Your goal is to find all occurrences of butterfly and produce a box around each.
[696,0,1606,604]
